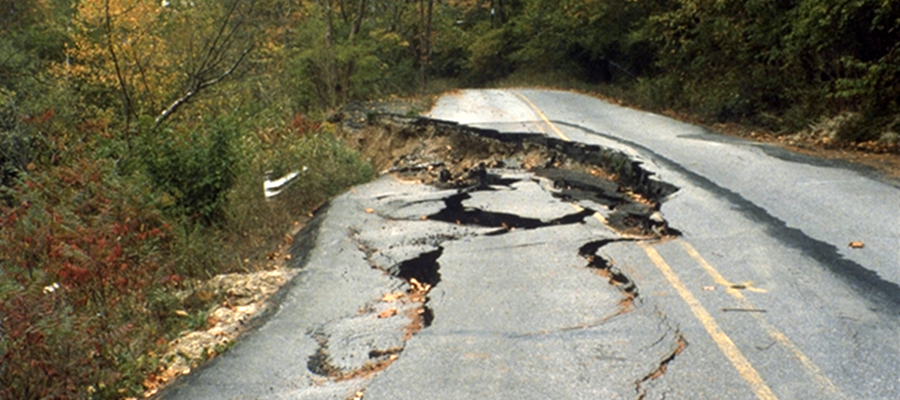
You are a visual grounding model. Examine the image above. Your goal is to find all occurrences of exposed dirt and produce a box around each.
[635,332,688,400]
[143,100,684,398]
[579,239,639,314]
[140,224,305,399]
[299,232,444,384]
[335,111,679,238]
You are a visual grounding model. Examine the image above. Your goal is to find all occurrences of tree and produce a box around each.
[62,0,256,127]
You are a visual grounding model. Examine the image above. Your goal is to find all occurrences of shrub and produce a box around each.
[224,117,375,262]
[140,118,242,226]
[0,157,180,399]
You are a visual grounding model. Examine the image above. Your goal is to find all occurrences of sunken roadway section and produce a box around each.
[157,112,684,400]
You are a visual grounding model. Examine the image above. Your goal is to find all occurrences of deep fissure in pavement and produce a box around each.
[579,240,640,301]
[393,247,443,288]
[304,240,447,381]
[427,191,595,234]
[336,111,687,238]
[393,247,442,328]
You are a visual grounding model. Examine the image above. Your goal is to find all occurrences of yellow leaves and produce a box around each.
[61,0,180,103]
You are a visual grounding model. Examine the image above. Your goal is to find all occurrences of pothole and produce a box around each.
[393,247,443,290]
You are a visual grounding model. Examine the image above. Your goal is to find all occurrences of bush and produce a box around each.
[0,158,180,399]
[224,117,375,261]
[140,118,242,226]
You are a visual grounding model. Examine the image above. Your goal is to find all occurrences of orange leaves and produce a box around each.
[58,263,91,286]
[378,308,398,319]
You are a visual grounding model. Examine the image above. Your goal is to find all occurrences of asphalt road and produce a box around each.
[159,89,900,400]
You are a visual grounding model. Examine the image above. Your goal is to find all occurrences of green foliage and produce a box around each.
[466,26,517,85]
[1,1,381,399]
[140,118,242,225]
[0,0,72,203]
[225,115,375,260]
[289,0,422,110]
[437,0,899,141]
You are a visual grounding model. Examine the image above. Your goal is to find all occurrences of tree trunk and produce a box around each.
[317,0,339,107]
[420,0,433,91]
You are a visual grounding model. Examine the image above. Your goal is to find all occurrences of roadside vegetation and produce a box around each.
[2,0,897,399]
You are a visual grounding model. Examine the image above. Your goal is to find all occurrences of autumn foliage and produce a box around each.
[3,0,897,398]
[1,158,178,399]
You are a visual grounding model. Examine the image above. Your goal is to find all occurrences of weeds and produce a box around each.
[0,114,374,399]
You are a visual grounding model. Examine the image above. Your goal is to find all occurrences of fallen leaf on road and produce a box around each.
[365,208,375,213]
[378,308,398,318]
[409,278,430,292]
[849,241,865,248]
[382,292,404,302]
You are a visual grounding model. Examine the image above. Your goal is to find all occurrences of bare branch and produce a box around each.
[155,45,252,126]
[104,0,138,125]
[348,0,367,44]
[194,0,243,83]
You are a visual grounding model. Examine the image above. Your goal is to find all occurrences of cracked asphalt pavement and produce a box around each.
[158,89,900,400]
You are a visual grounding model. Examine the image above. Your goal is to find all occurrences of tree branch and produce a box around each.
[104,0,137,126]
[155,45,252,126]
[348,0,367,44]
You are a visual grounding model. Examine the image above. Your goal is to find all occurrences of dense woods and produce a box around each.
[1,0,897,398]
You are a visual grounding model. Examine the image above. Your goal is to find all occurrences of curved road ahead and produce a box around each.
[425,89,900,399]
[160,89,900,400]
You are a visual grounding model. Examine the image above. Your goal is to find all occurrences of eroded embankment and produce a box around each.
[337,112,679,237]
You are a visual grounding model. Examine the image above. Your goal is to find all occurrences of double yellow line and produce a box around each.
[515,91,842,400]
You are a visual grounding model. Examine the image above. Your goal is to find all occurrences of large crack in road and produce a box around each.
[333,111,688,399]
[157,110,689,400]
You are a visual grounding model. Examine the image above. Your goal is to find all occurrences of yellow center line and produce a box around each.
[679,241,844,398]
[516,92,833,399]
[514,92,571,141]
[638,242,779,400]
